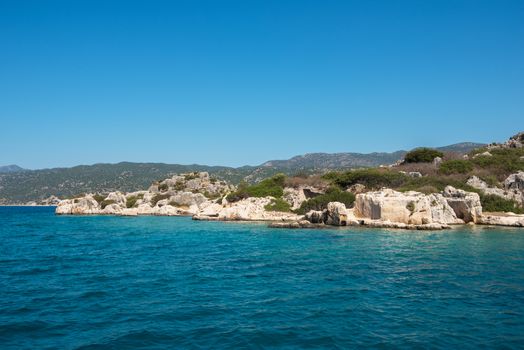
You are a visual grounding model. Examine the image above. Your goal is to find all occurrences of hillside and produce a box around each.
[0,142,484,204]
[0,165,25,173]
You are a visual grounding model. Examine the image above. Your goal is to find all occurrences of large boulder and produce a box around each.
[504,171,524,191]
[324,202,349,226]
[442,186,482,223]
[56,196,101,215]
[354,189,462,225]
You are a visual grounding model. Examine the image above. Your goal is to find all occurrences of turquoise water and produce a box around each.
[1,207,524,349]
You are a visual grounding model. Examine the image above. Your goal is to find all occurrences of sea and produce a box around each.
[1,206,523,349]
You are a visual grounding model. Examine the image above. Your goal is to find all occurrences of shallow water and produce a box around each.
[1,206,523,349]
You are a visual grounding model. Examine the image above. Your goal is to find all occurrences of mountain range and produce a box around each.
[0,142,484,204]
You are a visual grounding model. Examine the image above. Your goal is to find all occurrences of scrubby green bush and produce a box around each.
[92,194,106,203]
[404,148,444,163]
[100,199,116,209]
[295,188,355,214]
[324,169,408,189]
[439,160,473,175]
[397,175,477,194]
[226,174,286,202]
[126,195,139,208]
[151,194,170,206]
[480,195,524,214]
[158,183,169,192]
[470,148,524,176]
[264,198,292,212]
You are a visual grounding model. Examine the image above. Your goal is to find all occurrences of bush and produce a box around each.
[158,183,169,192]
[100,199,116,209]
[264,198,292,212]
[397,175,477,194]
[92,194,106,203]
[226,174,286,202]
[404,148,444,163]
[151,194,170,207]
[480,195,524,214]
[323,169,408,189]
[295,188,355,214]
[126,195,139,208]
[470,148,524,176]
[439,160,473,175]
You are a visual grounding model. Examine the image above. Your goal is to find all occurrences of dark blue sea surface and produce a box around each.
[1,206,524,349]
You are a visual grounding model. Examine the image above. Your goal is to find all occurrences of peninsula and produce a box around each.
[54,132,524,229]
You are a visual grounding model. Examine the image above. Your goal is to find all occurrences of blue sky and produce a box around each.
[1,0,523,169]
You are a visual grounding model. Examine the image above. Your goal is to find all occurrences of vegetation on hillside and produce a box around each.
[404,148,444,163]
[295,188,355,214]
[226,174,286,202]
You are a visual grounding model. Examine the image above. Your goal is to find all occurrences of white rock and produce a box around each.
[442,186,482,223]
[354,189,462,225]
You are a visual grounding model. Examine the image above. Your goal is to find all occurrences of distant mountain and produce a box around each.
[436,142,486,154]
[0,165,25,173]
[0,142,485,204]
[261,151,407,169]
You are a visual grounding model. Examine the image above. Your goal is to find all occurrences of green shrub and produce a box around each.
[264,198,292,212]
[480,195,524,214]
[92,194,106,203]
[100,199,116,209]
[397,175,478,194]
[126,195,139,208]
[226,174,286,202]
[323,169,408,189]
[404,148,444,163]
[406,201,415,212]
[470,148,524,175]
[151,194,170,207]
[295,188,355,214]
[158,183,169,192]
[439,160,473,175]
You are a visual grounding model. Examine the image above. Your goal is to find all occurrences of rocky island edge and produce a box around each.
[55,132,524,229]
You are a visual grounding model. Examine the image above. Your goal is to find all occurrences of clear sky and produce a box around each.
[1,0,523,169]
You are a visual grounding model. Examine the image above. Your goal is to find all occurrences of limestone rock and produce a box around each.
[305,210,324,224]
[478,213,524,227]
[443,186,482,223]
[354,189,462,225]
[195,197,301,221]
[347,184,366,194]
[467,175,523,205]
[324,202,349,226]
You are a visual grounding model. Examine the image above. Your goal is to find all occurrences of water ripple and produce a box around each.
[1,207,524,349]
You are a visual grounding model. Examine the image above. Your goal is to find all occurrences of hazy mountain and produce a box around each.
[0,142,485,204]
[0,165,25,173]
[436,142,486,154]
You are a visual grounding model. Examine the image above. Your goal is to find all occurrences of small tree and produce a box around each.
[404,148,444,163]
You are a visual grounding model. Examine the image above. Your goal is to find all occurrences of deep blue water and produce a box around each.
[1,207,524,349]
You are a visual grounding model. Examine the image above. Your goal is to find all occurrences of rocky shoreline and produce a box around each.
[54,132,524,230]
[54,171,524,229]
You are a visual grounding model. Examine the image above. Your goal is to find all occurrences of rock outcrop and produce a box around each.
[283,186,323,210]
[56,172,231,216]
[442,186,482,223]
[467,174,524,205]
[478,213,524,227]
[487,131,524,150]
[354,189,463,225]
[194,197,301,221]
